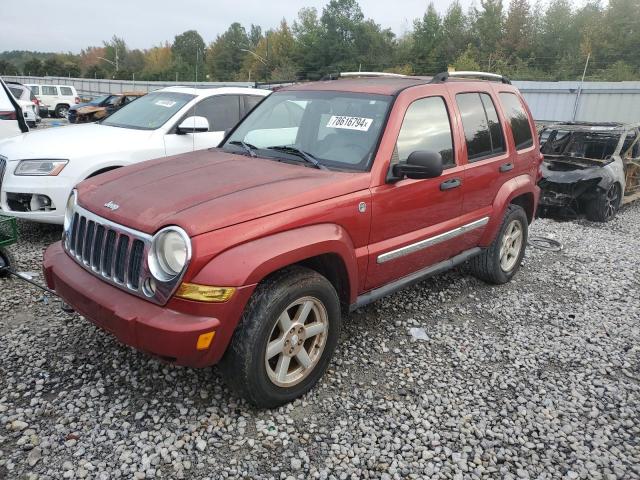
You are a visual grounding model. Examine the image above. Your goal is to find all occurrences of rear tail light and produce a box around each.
[75,97,80,104]
[0,110,17,120]
[33,98,40,106]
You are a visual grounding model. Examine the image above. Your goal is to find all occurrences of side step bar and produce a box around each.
[350,247,481,312]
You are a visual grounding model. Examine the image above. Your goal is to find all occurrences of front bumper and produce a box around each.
[0,166,69,224]
[43,242,252,367]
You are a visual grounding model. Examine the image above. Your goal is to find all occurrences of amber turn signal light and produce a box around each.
[175,283,236,302]
[196,331,215,350]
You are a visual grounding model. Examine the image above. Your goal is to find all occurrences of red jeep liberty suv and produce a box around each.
[44,72,541,407]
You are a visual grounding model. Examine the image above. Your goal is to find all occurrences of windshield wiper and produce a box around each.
[228,140,257,158]
[267,145,327,170]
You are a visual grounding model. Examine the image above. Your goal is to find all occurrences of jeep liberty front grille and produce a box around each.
[63,204,182,305]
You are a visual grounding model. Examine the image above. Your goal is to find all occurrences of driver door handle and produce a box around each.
[500,162,514,173]
[440,178,462,191]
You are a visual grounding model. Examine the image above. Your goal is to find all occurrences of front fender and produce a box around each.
[190,223,359,302]
[479,174,539,245]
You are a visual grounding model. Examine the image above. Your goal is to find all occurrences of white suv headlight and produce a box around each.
[15,159,68,176]
[148,227,191,282]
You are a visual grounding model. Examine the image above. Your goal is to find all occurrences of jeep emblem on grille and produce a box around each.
[104,201,119,211]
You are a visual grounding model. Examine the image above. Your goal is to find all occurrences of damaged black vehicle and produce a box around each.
[537,122,640,222]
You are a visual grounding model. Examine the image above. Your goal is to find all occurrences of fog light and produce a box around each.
[175,283,235,302]
[143,277,157,297]
[197,331,215,350]
[29,194,53,212]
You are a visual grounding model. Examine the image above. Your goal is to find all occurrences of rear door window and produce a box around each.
[243,95,264,115]
[499,92,534,150]
[456,92,506,162]
[59,86,74,96]
[189,95,241,132]
[395,96,455,168]
[42,86,57,95]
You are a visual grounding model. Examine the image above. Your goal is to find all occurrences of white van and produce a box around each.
[26,84,79,118]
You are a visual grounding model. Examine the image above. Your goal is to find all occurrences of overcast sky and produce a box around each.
[1,0,477,53]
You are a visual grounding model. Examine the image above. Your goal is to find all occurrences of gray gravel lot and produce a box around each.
[1,204,639,480]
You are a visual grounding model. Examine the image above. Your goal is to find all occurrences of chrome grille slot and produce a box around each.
[62,203,187,305]
[114,235,129,283]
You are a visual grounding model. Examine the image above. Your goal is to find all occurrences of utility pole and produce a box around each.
[572,52,591,121]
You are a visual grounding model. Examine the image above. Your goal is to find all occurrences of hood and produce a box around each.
[77,149,370,236]
[0,123,154,160]
[541,157,605,185]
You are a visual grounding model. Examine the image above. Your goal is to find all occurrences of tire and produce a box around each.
[586,183,621,222]
[219,266,341,408]
[0,247,15,278]
[54,104,69,119]
[469,204,528,285]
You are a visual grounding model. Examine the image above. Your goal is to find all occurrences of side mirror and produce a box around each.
[177,116,209,134]
[391,150,443,180]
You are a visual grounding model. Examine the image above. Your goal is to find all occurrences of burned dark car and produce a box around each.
[538,122,640,221]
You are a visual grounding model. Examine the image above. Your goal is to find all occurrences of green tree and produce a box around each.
[172,30,206,81]
[23,58,43,76]
[441,2,469,67]
[206,23,250,81]
[502,0,533,59]
[472,0,505,54]
[319,0,366,71]
[292,7,324,79]
[411,3,444,74]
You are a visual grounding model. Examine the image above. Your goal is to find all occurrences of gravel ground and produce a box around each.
[1,204,639,480]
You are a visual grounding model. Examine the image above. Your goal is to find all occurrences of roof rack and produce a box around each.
[322,71,410,80]
[431,71,511,85]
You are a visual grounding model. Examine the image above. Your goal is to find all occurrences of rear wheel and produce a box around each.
[219,266,341,408]
[586,183,621,222]
[469,205,528,285]
[54,104,69,119]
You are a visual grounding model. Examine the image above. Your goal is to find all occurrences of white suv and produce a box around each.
[0,78,29,140]
[0,86,270,224]
[26,84,79,118]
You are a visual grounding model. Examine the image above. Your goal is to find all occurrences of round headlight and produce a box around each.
[63,190,77,232]
[148,227,191,282]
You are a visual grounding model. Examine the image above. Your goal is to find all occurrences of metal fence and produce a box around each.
[2,75,256,97]
[4,75,640,124]
[513,81,640,124]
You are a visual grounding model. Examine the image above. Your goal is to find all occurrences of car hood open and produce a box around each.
[77,149,370,236]
[0,123,154,160]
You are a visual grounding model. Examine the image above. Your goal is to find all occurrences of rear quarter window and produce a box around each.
[59,87,74,96]
[499,92,534,150]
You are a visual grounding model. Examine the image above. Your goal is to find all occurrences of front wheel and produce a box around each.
[219,266,341,408]
[469,205,528,285]
[586,183,621,222]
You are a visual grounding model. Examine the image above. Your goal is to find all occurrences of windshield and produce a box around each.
[541,129,621,160]
[90,94,111,105]
[102,91,195,130]
[223,90,392,171]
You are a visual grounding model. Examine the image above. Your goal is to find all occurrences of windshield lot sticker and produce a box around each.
[155,100,177,108]
[327,116,373,131]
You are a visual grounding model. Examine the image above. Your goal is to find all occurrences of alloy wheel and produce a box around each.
[603,184,621,220]
[499,219,524,272]
[265,296,329,388]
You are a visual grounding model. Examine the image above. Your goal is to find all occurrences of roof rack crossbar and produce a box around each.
[431,71,511,85]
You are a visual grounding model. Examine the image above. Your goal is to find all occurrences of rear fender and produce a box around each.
[479,175,538,246]
[190,223,359,303]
